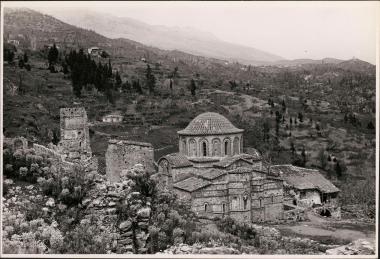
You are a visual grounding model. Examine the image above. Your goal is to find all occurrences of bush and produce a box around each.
[147,191,198,253]
[38,165,92,207]
[61,217,111,254]
[216,217,256,241]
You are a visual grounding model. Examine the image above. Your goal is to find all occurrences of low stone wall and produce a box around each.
[33,143,64,161]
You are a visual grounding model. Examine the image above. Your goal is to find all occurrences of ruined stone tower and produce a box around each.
[106,139,155,182]
[58,107,92,160]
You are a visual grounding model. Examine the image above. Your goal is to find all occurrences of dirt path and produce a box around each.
[275,211,376,244]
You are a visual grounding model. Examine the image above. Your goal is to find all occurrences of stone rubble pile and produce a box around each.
[325,239,375,255]
[159,243,240,254]
[82,164,152,254]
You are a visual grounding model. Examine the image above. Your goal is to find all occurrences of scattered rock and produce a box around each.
[326,239,375,255]
[137,207,151,219]
[46,198,55,207]
[119,220,132,231]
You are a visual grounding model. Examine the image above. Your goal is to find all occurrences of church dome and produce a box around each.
[178,112,244,136]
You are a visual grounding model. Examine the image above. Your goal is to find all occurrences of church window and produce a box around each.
[204,203,208,212]
[189,139,197,156]
[212,138,221,156]
[233,137,240,155]
[222,203,226,213]
[243,195,248,210]
[181,139,187,155]
[271,195,274,203]
[259,198,263,208]
[224,138,231,156]
[202,141,207,156]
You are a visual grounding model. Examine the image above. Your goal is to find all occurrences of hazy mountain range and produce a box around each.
[4,7,375,71]
[31,8,286,65]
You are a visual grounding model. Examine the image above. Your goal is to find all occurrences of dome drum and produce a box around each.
[178,113,244,158]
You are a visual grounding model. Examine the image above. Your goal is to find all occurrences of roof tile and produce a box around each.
[178,112,244,135]
[271,165,340,193]
[173,177,211,192]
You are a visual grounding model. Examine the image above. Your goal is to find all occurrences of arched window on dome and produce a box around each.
[212,138,221,156]
[189,139,197,157]
[202,141,207,157]
[223,138,231,156]
[233,137,240,155]
[181,139,187,155]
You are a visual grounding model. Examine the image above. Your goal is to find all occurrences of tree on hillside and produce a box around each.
[107,59,113,77]
[335,161,343,178]
[4,44,16,63]
[115,71,122,90]
[48,43,59,67]
[262,120,270,142]
[23,52,28,63]
[18,56,24,68]
[172,66,179,78]
[290,142,296,155]
[317,149,328,169]
[133,79,143,94]
[281,99,286,111]
[367,121,375,130]
[190,79,196,96]
[229,80,238,90]
[146,64,156,94]
[298,112,303,123]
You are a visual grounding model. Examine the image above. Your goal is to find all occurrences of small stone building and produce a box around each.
[156,112,285,223]
[102,113,124,123]
[270,165,340,207]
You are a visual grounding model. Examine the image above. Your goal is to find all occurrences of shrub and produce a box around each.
[61,218,110,254]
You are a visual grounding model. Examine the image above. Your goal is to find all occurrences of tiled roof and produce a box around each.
[160,153,192,168]
[194,168,226,180]
[178,112,244,135]
[270,165,340,193]
[244,147,262,160]
[227,167,253,174]
[173,177,211,192]
[188,157,220,163]
[214,153,253,168]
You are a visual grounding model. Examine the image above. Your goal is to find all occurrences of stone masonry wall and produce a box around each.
[58,107,92,159]
[106,139,155,182]
[82,165,152,254]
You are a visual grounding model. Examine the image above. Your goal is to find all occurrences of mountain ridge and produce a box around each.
[20,7,285,65]
[3,7,375,71]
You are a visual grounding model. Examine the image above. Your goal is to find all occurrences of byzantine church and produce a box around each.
[156,112,285,222]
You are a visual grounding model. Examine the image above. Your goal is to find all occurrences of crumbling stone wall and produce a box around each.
[82,165,152,254]
[58,107,92,160]
[33,143,64,161]
[106,139,154,182]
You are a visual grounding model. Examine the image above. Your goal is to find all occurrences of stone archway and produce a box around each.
[320,208,331,217]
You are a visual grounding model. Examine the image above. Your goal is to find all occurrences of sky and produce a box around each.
[3,1,379,64]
